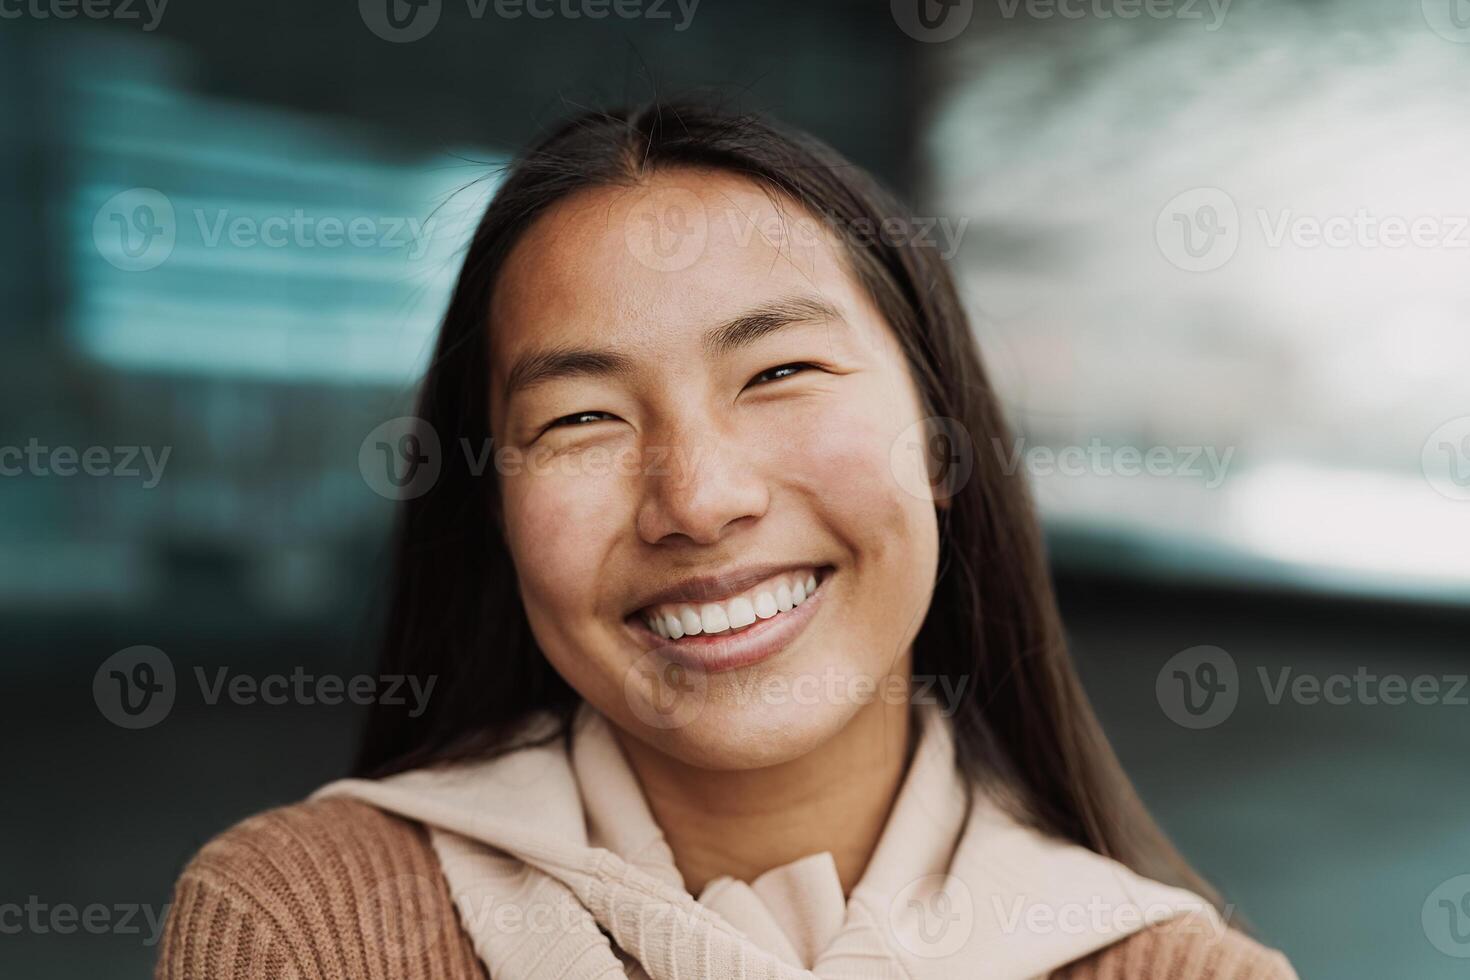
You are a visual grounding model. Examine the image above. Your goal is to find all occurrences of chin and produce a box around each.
[628,682,865,771]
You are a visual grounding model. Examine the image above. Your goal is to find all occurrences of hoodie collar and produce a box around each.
[314,701,1224,979]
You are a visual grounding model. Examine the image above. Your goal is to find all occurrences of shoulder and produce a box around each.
[1051,914,1298,980]
[155,797,484,979]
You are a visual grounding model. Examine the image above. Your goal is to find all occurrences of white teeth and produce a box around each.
[727,596,756,629]
[775,583,794,612]
[678,605,703,636]
[640,568,826,640]
[699,602,730,634]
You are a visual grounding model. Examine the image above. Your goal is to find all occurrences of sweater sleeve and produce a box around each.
[154,797,486,980]
[1050,914,1298,980]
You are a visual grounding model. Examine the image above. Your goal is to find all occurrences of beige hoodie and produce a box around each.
[311,701,1229,980]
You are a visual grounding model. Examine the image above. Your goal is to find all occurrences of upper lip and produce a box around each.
[625,561,824,615]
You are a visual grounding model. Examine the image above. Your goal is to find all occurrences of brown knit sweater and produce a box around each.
[155,798,1297,980]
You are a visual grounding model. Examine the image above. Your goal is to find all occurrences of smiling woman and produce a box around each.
[155,102,1296,979]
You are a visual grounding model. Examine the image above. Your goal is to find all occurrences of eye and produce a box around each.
[548,410,617,429]
[749,362,816,386]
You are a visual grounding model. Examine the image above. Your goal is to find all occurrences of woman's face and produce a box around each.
[488,168,941,769]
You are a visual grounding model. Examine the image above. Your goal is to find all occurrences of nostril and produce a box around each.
[633,465,769,549]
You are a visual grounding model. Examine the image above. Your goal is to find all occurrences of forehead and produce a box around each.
[487,169,864,381]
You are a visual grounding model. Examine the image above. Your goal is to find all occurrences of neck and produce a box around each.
[614,692,914,897]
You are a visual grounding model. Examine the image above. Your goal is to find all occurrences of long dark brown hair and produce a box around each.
[353,99,1223,911]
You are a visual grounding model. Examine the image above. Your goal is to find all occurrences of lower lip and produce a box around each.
[625,568,833,674]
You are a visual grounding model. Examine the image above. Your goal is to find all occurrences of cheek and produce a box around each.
[502,470,624,628]
[780,393,939,637]
[781,396,932,537]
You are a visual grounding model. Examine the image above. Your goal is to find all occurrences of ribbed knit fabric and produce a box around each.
[155,797,1294,979]
[156,797,486,980]
[1051,911,1294,979]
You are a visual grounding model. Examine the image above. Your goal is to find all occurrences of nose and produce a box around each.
[634,414,769,547]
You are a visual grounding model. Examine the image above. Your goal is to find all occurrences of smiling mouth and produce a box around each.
[628,565,831,642]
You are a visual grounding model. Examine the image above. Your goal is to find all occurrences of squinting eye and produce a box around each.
[750,362,815,386]
[549,410,617,429]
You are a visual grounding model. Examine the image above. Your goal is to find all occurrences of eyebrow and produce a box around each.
[702,295,841,357]
[500,294,842,401]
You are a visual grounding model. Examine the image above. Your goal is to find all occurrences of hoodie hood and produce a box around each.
[313,701,1225,979]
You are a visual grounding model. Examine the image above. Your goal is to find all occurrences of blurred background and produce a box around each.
[3,0,1468,976]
